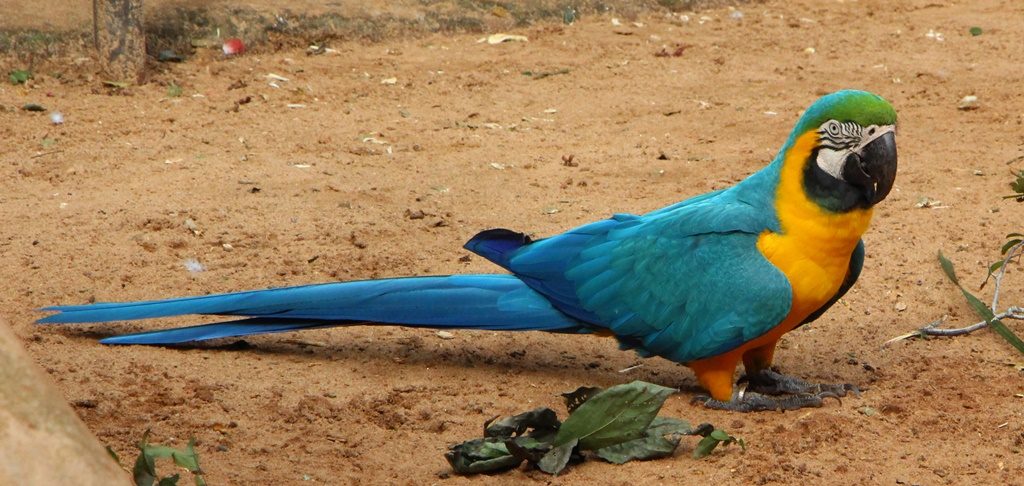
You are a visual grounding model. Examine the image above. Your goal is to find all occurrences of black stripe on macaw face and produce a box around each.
[804,147,872,212]
[818,120,861,151]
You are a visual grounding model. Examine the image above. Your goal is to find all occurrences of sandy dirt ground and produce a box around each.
[3,0,1024,484]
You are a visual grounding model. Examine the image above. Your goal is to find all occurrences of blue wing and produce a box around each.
[466,181,793,363]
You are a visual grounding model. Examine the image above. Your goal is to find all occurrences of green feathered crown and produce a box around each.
[794,90,897,135]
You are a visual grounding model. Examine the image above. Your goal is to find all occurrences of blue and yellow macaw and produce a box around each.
[40,90,898,411]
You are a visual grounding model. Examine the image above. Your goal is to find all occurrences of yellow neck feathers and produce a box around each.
[756,130,874,327]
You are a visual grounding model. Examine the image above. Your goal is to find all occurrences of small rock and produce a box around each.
[184,218,201,235]
[858,406,877,416]
[73,399,98,408]
[895,302,907,312]
[958,95,979,111]
[436,331,455,340]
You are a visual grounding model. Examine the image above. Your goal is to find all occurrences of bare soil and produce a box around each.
[2,0,1024,484]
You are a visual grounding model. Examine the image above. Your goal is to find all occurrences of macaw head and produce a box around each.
[787,90,898,212]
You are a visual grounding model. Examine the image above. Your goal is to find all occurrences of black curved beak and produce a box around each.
[843,131,897,205]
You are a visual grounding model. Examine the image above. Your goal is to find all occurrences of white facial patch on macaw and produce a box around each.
[815,120,896,181]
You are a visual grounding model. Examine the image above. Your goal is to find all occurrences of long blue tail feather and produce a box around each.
[40,274,586,344]
[98,319,344,345]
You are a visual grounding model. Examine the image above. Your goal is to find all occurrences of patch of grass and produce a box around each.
[9,69,31,84]
[167,82,183,98]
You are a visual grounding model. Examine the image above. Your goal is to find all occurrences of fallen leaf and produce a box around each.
[561,386,603,413]
[692,428,743,458]
[445,438,520,474]
[595,417,692,464]
[553,381,676,450]
[537,439,576,474]
[485,407,560,438]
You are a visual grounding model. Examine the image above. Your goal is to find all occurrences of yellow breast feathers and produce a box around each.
[756,130,873,328]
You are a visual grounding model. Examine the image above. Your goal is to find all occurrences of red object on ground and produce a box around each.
[223,38,246,56]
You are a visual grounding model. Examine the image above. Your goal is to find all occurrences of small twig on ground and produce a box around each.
[886,308,1024,344]
[31,149,64,158]
[886,241,1024,346]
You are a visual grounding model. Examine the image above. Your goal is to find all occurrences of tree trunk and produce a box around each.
[94,0,146,84]
[0,322,130,485]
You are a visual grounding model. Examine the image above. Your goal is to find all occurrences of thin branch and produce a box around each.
[883,317,944,347]
[992,241,1024,310]
[885,308,1024,347]
[920,308,1024,336]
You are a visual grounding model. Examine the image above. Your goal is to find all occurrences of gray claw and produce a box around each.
[698,390,827,412]
[695,371,862,412]
[745,369,860,399]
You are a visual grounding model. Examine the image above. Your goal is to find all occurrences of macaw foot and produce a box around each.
[692,370,860,412]
[744,369,860,398]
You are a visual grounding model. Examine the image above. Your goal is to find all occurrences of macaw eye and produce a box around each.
[826,121,841,135]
